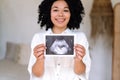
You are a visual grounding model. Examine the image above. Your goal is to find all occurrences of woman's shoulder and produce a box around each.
[73,31,87,38]
[31,31,46,44]
[34,31,45,36]
[32,31,45,38]
[74,31,89,49]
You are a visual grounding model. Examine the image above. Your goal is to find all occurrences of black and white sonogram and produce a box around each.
[45,34,75,56]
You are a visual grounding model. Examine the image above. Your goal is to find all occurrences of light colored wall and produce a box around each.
[0,0,120,80]
[0,0,41,58]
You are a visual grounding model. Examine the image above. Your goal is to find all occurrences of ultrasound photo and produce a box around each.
[45,34,75,57]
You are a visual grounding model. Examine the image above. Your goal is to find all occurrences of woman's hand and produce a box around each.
[74,44,86,61]
[33,44,46,60]
[32,44,46,77]
[74,44,86,74]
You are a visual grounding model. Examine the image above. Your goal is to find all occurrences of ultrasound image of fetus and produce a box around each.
[50,39,69,54]
[46,35,74,55]
[50,36,72,55]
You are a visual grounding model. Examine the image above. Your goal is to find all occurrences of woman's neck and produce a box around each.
[52,27,67,34]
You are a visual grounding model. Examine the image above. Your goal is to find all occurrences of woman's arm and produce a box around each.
[74,58,86,74]
[74,44,86,74]
[32,59,44,77]
[32,44,45,77]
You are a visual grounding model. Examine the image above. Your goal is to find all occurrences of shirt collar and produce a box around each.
[46,28,72,34]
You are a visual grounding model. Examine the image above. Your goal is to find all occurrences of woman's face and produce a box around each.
[51,0,71,29]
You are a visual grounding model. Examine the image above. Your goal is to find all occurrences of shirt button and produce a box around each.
[57,73,59,76]
[58,63,60,66]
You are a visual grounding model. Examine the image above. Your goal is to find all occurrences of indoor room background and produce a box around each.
[0,0,120,80]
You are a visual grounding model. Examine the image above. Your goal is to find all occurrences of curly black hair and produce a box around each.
[38,0,84,30]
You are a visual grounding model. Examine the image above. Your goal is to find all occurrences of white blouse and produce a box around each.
[28,29,91,80]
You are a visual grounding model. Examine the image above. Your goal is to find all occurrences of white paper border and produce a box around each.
[44,34,76,57]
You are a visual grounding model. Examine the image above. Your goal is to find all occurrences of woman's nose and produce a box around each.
[58,11,64,17]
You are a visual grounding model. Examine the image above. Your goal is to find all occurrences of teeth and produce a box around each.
[56,19,65,23]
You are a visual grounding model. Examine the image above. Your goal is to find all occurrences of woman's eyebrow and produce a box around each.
[52,6,69,9]
[52,6,58,8]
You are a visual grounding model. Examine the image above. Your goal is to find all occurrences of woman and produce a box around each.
[28,0,91,80]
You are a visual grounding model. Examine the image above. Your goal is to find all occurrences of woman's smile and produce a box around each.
[55,18,66,24]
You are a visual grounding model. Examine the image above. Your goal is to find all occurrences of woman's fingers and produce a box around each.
[33,44,46,60]
[74,44,86,60]
[34,44,45,52]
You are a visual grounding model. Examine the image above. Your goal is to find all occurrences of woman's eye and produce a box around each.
[53,9,58,12]
[64,9,69,12]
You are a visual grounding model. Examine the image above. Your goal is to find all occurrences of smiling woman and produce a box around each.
[28,0,91,80]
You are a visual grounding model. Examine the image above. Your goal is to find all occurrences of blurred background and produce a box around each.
[0,0,120,80]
